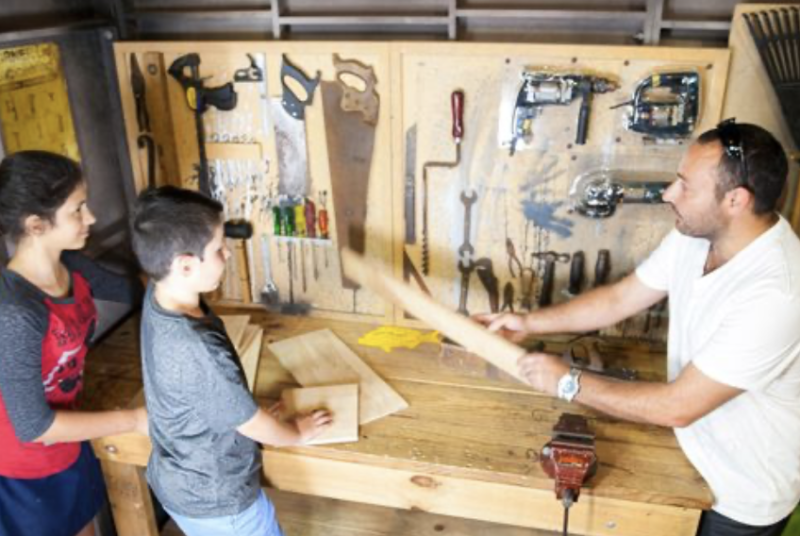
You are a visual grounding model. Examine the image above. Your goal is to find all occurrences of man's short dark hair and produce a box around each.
[697,121,788,215]
[131,186,224,281]
[0,151,84,242]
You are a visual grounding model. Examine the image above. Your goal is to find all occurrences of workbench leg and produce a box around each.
[99,459,159,536]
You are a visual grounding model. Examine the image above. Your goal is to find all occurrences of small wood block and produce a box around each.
[268,329,408,424]
[281,384,359,446]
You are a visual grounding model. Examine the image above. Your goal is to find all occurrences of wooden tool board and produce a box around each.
[114,42,730,341]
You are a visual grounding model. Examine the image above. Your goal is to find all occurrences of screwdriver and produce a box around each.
[272,206,282,235]
[282,205,296,236]
[295,205,307,238]
[318,191,329,240]
[305,198,317,238]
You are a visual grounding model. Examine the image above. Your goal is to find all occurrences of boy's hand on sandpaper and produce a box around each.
[266,401,284,419]
[294,409,333,444]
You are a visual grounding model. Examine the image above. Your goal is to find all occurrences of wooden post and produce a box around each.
[100,459,159,536]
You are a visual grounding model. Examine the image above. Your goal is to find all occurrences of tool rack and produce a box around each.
[114,41,729,342]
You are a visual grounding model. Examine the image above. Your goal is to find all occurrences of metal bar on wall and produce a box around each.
[129,9,273,35]
[0,20,109,46]
[643,0,665,45]
[278,16,448,26]
[448,0,457,40]
[455,9,648,23]
[661,20,732,31]
[271,0,282,39]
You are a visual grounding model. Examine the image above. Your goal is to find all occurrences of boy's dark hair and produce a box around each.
[131,186,224,281]
[0,151,84,242]
[697,121,788,216]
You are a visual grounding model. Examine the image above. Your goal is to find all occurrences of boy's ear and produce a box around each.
[23,214,47,237]
[172,253,198,278]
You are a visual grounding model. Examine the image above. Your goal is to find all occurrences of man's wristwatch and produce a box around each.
[557,367,582,402]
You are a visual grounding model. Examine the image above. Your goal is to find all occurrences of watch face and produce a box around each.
[558,371,580,401]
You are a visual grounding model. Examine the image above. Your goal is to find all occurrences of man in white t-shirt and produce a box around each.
[477,120,800,536]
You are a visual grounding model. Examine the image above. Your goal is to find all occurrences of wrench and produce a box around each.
[456,189,478,315]
[458,189,478,266]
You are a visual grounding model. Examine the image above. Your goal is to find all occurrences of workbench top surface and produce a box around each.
[83,308,711,512]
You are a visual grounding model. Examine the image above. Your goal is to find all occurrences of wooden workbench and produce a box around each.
[83,309,711,536]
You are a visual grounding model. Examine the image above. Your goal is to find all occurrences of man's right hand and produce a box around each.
[473,312,530,343]
[294,409,333,444]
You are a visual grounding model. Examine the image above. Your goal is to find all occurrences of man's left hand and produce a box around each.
[517,352,569,396]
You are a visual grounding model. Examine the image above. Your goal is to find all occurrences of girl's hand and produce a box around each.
[132,406,149,436]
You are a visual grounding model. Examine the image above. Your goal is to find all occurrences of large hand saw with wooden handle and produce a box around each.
[322,55,379,290]
[341,248,529,384]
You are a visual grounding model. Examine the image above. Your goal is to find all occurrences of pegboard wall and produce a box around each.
[114,41,729,340]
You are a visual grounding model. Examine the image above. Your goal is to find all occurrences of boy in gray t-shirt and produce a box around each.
[131,187,331,536]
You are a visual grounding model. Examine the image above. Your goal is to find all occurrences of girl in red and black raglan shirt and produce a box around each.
[0,151,145,536]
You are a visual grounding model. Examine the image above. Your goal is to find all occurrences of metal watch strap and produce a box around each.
[557,367,582,402]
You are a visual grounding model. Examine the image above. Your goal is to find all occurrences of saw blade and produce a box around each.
[271,98,311,198]
[322,81,377,288]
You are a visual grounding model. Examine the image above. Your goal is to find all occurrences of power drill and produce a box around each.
[509,71,617,155]
[611,71,700,139]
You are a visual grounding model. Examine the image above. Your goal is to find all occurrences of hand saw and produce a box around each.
[321,54,380,289]
[271,55,320,198]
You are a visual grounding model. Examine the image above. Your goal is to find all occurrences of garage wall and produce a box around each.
[0,0,797,265]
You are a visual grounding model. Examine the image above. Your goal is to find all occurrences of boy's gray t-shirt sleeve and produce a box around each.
[186,327,258,432]
[0,305,54,442]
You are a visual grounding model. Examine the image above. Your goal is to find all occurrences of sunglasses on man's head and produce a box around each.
[716,118,752,193]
